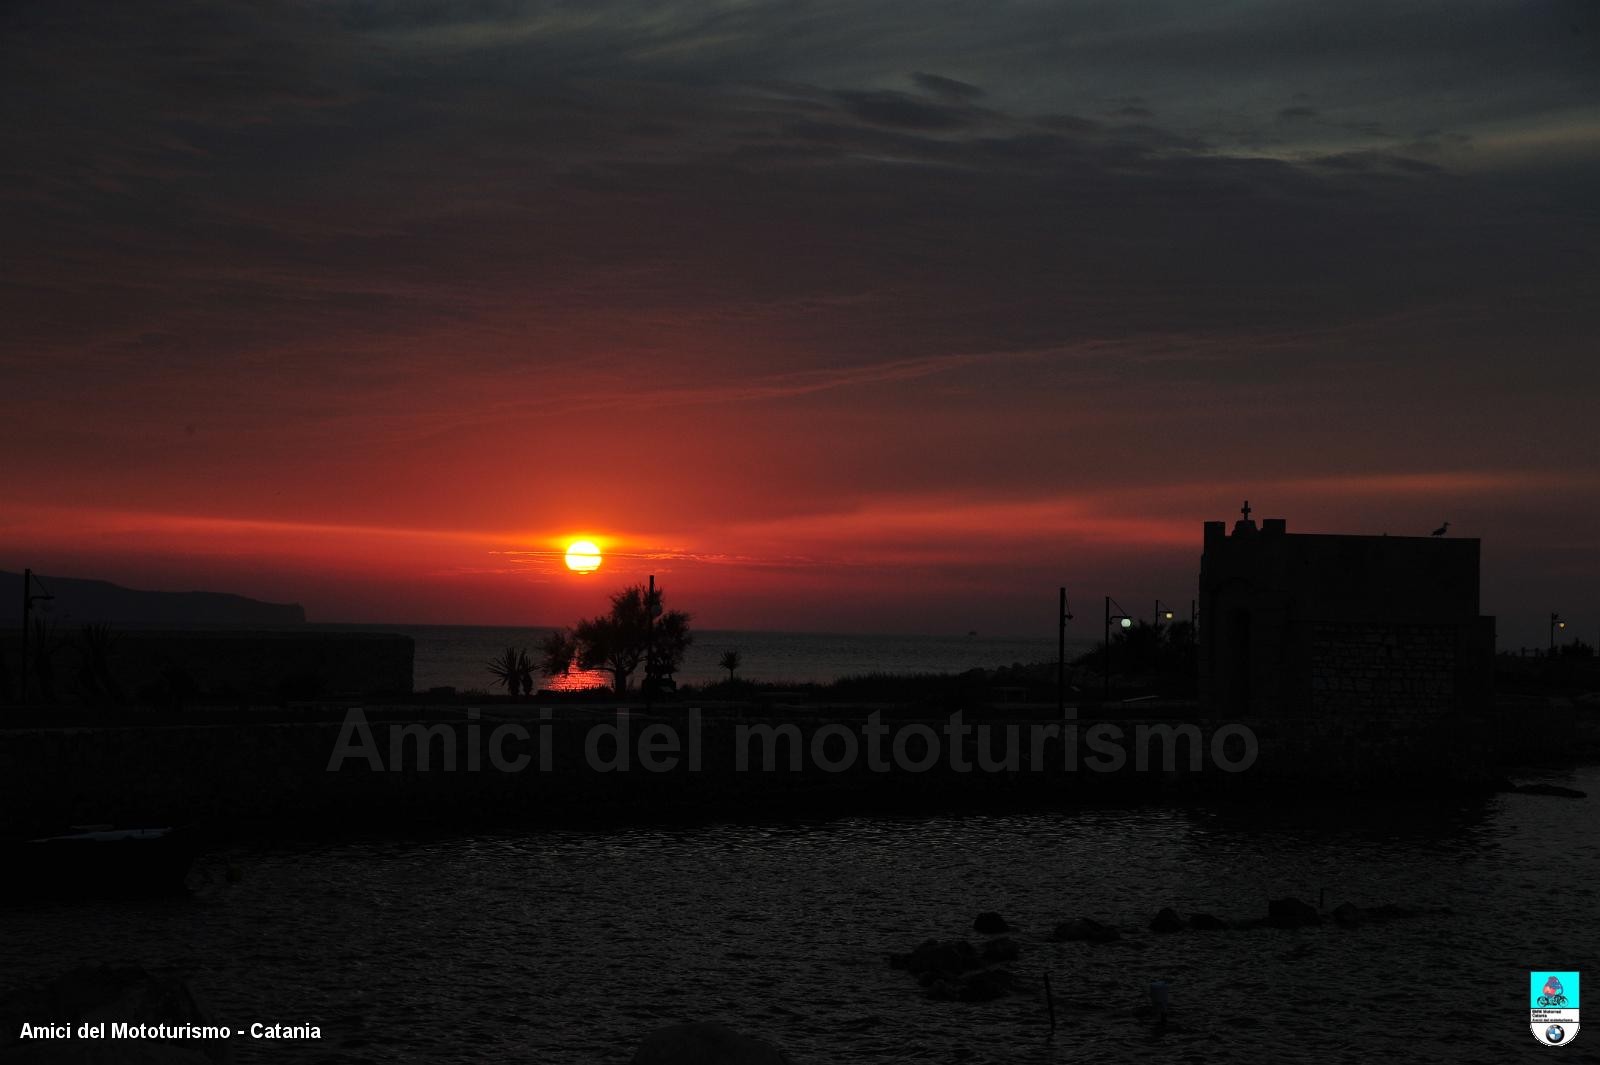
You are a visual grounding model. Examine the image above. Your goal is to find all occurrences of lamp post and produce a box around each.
[1549,612,1565,655]
[643,574,661,709]
[1103,596,1133,698]
[1057,588,1074,717]
[19,568,54,705]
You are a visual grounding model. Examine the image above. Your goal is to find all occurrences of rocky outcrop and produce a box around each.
[1050,917,1121,943]
[1332,902,1362,927]
[890,937,1024,1002]
[1266,897,1321,928]
[972,912,1010,934]
[928,969,1019,1003]
[889,939,982,979]
[1149,907,1185,934]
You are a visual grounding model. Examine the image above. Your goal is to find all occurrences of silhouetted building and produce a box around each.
[1199,506,1494,725]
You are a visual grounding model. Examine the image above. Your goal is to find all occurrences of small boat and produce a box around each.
[8,825,198,900]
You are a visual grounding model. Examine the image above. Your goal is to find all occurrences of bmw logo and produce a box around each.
[1547,1025,1566,1044]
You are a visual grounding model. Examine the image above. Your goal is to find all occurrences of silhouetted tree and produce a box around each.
[487,646,534,697]
[572,583,693,694]
[74,623,124,704]
[539,629,578,680]
[1165,620,1197,648]
[1073,619,1198,695]
[29,618,62,704]
[643,610,690,697]
[719,649,742,684]
[155,659,197,712]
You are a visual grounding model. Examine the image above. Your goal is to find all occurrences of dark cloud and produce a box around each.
[1037,113,1103,134]
[911,71,985,101]
[834,89,978,130]
[2,0,1597,634]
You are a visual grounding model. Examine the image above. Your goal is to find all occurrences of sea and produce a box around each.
[305,624,1096,693]
[2,764,1592,1063]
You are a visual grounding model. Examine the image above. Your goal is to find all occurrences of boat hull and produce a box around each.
[6,827,198,901]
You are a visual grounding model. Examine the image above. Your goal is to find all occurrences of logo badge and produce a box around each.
[1531,971,1580,1046]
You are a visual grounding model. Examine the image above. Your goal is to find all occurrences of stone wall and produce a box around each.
[0,630,413,704]
[1198,519,1494,723]
[0,702,1508,836]
[1310,622,1458,719]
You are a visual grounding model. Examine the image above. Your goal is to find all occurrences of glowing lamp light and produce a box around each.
[1120,617,1133,629]
[564,540,602,573]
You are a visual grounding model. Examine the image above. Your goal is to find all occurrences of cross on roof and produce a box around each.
[1241,500,1251,520]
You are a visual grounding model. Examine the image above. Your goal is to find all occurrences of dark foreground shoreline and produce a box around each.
[3,696,1588,842]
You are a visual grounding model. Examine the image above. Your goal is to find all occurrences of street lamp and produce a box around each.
[1549,612,1566,655]
[19,568,54,705]
[1057,587,1074,716]
[1104,596,1134,697]
[643,574,663,708]
[1154,600,1175,630]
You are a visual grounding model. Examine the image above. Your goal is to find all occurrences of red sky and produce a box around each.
[4,1,1598,644]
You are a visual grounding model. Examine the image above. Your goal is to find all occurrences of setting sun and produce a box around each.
[564,540,602,573]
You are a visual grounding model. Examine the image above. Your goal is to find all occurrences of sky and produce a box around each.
[3,0,1598,643]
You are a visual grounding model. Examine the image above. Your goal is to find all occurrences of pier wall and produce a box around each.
[0,630,413,704]
[0,702,1516,836]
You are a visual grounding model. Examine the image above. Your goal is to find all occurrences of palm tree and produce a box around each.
[76,623,124,704]
[487,646,533,697]
[28,618,62,704]
[719,649,741,684]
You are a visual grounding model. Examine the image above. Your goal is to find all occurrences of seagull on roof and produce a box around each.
[1431,521,1450,536]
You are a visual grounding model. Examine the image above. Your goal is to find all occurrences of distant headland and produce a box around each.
[0,571,305,627]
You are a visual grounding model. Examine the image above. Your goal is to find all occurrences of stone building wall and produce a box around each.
[1309,622,1458,719]
[1195,514,1496,786]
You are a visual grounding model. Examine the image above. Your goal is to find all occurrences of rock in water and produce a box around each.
[973,912,1010,934]
[1267,897,1322,928]
[889,939,982,978]
[956,970,1017,1002]
[1332,902,1363,927]
[1050,917,1121,943]
[926,968,1021,1003]
[1149,908,1186,933]
[0,965,227,1064]
[981,937,1020,964]
[631,1022,790,1065]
